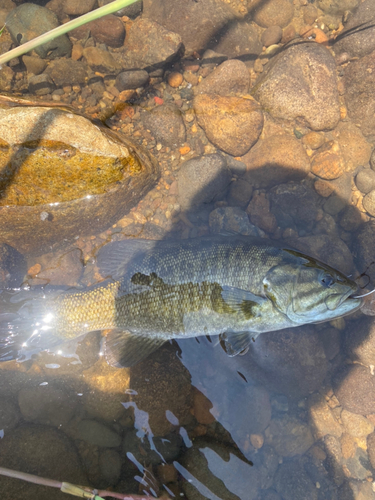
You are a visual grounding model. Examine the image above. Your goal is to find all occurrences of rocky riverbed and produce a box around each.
[1,0,375,499]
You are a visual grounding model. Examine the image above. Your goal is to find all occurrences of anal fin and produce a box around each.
[220,331,255,357]
[103,329,165,368]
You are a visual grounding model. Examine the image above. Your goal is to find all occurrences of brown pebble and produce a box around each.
[156,463,177,483]
[314,179,334,197]
[168,72,183,88]
[71,43,84,61]
[302,131,325,150]
[27,263,41,276]
[281,24,296,44]
[311,151,344,180]
[300,26,328,44]
[250,433,264,449]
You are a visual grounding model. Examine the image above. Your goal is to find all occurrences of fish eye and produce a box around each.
[320,273,335,288]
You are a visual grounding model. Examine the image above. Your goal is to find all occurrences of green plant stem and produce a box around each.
[0,0,138,66]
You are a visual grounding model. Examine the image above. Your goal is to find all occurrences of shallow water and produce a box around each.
[0,0,375,499]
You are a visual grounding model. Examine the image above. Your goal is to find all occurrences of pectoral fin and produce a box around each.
[103,329,165,368]
[220,331,256,357]
[221,286,265,319]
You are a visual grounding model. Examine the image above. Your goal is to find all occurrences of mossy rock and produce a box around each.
[0,106,159,254]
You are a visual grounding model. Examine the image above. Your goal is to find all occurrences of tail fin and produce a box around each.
[0,286,66,362]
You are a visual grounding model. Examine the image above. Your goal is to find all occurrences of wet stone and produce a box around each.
[141,103,186,148]
[341,410,374,438]
[345,448,372,480]
[274,460,318,500]
[253,42,340,131]
[324,434,345,486]
[0,425,87,500]
[45,59,88,87]
[119,17,183,72]
[261,26,283,47]
[311,149,344,180]
[83,46,121,74]
[355,221,375,285]
[344,316,375,368]
[0,66,13,92]
[303,4,318,24]
[242,134,310,189]
[318,0,358,15]
[99,449,122,486]
[6,3,71,59]
[265,415,314,457]
[177,154,231,211]
[334,122,372,173]
[213,20,262,61]
[339,205,365,232]
[246,326,329,400]
[195,59,250,97]
[28,73,55,95]
[356,169,375,194]
[333,364,375,415]
[67,419,122,448]
[246,192,277,234]
[269,181,321,233]
[63,0,96,15]
[227,178,253,207]
[308,393,343,440]
[142,0,241,54]
[362,190,375,217]
[367,432,375,469]
[193,94,263,156]
[323,194,346,217]
[334,0,375,58]
[18,385,77,427]
[344,51,375,137]
[86,14,125,48]
[302,131,325,151]
[115,69,149,91]
[209,206,262,237]
[253,0,294,28]
[22,55,46,75]
[126,345,192,436]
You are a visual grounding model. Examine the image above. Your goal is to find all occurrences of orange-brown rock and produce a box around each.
[193,94,263,156]
[311,150,344,180]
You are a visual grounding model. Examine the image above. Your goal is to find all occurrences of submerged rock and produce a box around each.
[195,59,250,97]
[6,4,71,59]
[333,364,375,415]
[177,154,231,210]
[194,94,263,156]
[0,105,159,254]
[242,134,310,189]
[0,425,87,500]
[253,42,340,131]
[334,0,375,58]
[344,51,375,137]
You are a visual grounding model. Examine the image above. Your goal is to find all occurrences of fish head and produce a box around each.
[263,250,362,325]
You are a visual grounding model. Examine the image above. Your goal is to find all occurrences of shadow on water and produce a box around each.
[1,155,371,500]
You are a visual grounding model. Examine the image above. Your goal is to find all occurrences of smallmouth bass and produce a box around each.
[0,235,362,367]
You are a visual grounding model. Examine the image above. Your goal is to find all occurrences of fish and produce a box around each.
[0,235,363,367]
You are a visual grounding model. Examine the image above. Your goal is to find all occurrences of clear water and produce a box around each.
[0,0,374,499]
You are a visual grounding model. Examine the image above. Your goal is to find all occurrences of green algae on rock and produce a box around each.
[0,106,159,254]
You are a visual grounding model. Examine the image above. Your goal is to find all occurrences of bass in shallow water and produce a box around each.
[0,235,363,367]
